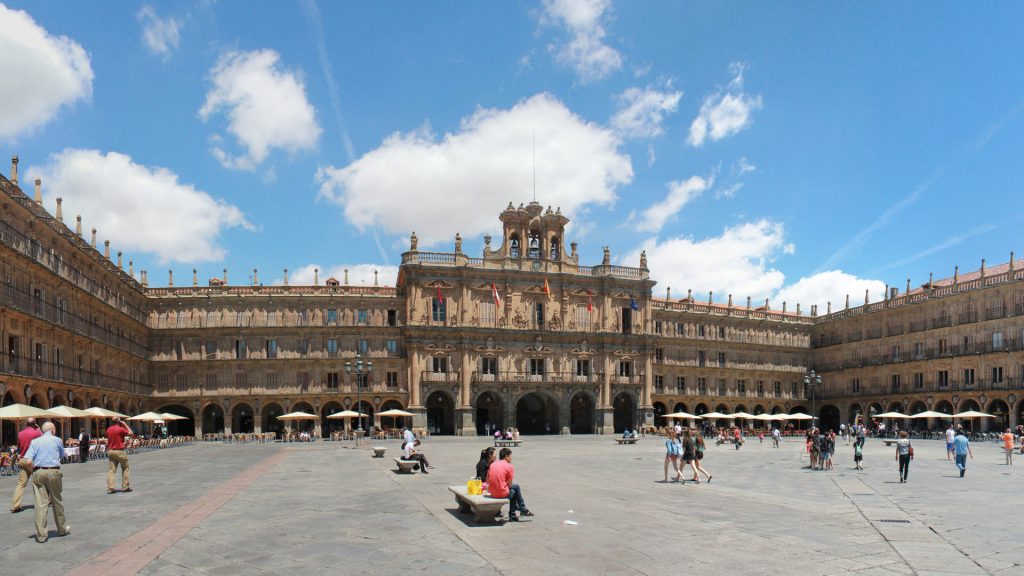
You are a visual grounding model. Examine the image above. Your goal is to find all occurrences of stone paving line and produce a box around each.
[0,435,1021,575]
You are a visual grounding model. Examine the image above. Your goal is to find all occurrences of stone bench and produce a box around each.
[372,447,386,458]
[394,458,419,473]
[494,439,522,448]
[616,438,639,444]
[448,486,510,523]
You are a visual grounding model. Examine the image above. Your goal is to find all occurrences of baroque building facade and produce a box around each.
[2,157,1023,439]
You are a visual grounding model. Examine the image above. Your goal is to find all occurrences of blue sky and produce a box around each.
[2,1,1023,311]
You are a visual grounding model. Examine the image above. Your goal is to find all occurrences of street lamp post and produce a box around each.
[804,370,822,431]
[345,354,373,447]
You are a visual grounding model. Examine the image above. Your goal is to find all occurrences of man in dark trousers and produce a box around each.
[78,428,91,463]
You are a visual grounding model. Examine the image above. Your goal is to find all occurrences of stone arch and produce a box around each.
[475,391,505,435]
[289,402,315,432]
[116,402,128,415]
[694,403,708,415]
[715,403,729,414]
[934,399,954,414]
[232,402,255,434]
[569,391,595,434]
[321,401,345,436]
[261,402,283,436]
[29,393,46,408]
[202,403,225,435]
[352,400,374,435]
[819,404,841,433]
[652,401,667,428]
[987,398,1010,431]
[908,400,928,430]
[886,401,906,414]
[752,404,766,415]
[789,405,810,429]
[957,398,982,431]
[613,391,637,433]
[425,391,455,435]
[867,402,885,418]
[2,391,17,446]
[378,399,409,432]
[157,404,195,436]
[514,391,559,435]
[734,404,747,413]
[770,405,784,415]
[672,401,689,414]
[847,402,863,424]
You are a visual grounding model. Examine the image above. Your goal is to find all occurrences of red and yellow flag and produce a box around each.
[543,278,551,301]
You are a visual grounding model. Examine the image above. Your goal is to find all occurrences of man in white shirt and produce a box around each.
[401,440,431,473]
[945,425,956,460]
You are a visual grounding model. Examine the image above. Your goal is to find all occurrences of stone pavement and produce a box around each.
[0,434,1021,575]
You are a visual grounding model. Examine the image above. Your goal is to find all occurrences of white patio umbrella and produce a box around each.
[128,411,167,421]
[952,410,995,418]
[911,410,952,419]
[0,403,57,447]
[85,407,127,418]
[874,411,910,419]
[377,408,414,430]
[750,413,776,422]
[699,411,730,419]
[786,413,815,420]
[276,411,318,421]
[326,410,368,432]
[159,413,188,421]
[728,412,756,419]
[771,413,791,420]
[663,412,702,420]
[47,405,93,438]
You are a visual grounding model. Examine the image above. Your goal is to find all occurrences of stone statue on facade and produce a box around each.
[410,231,418,251]
[602,246,611,265]
[640,250,647,269]
[455,233,462,253]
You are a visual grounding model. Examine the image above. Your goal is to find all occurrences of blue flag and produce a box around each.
[629,293,640,311]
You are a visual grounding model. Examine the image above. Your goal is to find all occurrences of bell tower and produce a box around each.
[493,201,570,263]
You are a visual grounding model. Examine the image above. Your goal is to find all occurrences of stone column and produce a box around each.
[600,353,614,434]
[460,348,476,436]
[409,348,422,408]
[642,354,654,410]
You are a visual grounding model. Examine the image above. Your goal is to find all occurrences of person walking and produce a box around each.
[21,422,70,543]
[771,426,781,448]
[853,440,864,470]
[945,424,956,461]
[692,431,712,483]
[895,431,912,483]
[78,428,91,464]
[1001,428,1014,466]
[953,427,973,478]
[856,423,867,449]
[681,429,699,481]
[10,417,42,513]
[106,417,134,494]
[663,428,682,482]
[486,448,533,521]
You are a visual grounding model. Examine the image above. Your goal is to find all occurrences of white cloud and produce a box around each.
[27,149,251,263]
[610,85,682,139]
[540,0,622,82]
[688,63,763,147]
[137,5,181,59]
[0,5,92,141]
[316,93,632,247]
[199,49,321,170]
[283,263,400,287]
[631,175,713,233]
[624,219,788,301]
[774,271,886,313]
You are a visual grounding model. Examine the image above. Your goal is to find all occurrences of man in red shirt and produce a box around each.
[106,417,135,494]
[10,418,42,512]
[485,448,534,521]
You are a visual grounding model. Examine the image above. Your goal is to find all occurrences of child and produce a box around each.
[853,441,863,470]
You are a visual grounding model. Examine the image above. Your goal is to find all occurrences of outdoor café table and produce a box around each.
[62,446,80,464]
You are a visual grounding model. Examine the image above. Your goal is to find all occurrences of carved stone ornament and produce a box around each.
[426,340,456,356]
[523,336,552,356]
[570,341,595,357]
[474,337,505,356]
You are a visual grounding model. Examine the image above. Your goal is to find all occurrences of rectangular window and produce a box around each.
[432,357,447,373]
[717,378,726,396]
[387,339,397,354]
[358,339,368,354]
[326,308,338,325]
[938,338,948,354]
[914,342,923,358]
[963,368,975,385]
[992,366,1004,384]
[266,339,277,359]
[267,311,276,327]
[327,339,338,358]
[299,309,309,326]
[698,350,706,367]
[737,379,746,394]
[654,375,664,389]
[698,324,706,337]
[891,374,901,392]
[432,298,446,322]
[993,332,1004,350]
[235,371,247,388]
[358,309,368,324]
[174,341,184,361]
[913,372,924,389]
[576,359,590,377]
[774,381,782,397]
[535,302,544,328]
[654,321,662,334]
[619,361,632,377]
[300,339,310,357]
[717,352,726,367]
[205,373,217,388]
[938,370,949,387]
[530,358,545,376]
[266,372,278,388]
[621,307,632,334]
[575,305,591,331]
[697,377,707,394]
[387,309,397,326]
[234,339,246,359]
[386,371,399,388]
[891,345,901,362]
[481,357,498,375]
[655,348,664,361]
[205,340,216,360]
[327,372,339,388]
[852,378,860,393]
[480,301,496,327]
[718,326,726,339]
[57,298,66,325]
[676,376,685,391]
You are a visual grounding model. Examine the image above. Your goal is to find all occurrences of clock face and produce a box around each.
[531,260,542,271]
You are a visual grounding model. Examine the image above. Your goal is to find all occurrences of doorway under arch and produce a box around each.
[694,403,708,416]
[425,391,454,435]
[515,392,559,434]
[203,404,225,435]
[158,405,195,436]
[569,392,595,434]
[321,402,345,436]
[651,401,667,428]
[261,403,283,436]
[819,405,840,433]
[613,392,635,433]
[475,391,505,435]
[352,400,375,436]
[988,399,1010,430]
[672,402,688,414]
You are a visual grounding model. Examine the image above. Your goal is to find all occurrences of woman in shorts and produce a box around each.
[663,428,682,482]
[681,429,698,481]
[691,429,712,483]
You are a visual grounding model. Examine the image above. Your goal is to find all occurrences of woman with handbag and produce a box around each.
[895,430,912,483]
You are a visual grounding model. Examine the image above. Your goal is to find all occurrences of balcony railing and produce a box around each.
[1,352,149,396]
[420,371,462,383]
[470,371,607,384]
[152,380,406,397]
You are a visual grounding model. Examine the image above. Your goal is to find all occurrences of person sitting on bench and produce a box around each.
[402,439,432,473]
[486,448,533,521]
